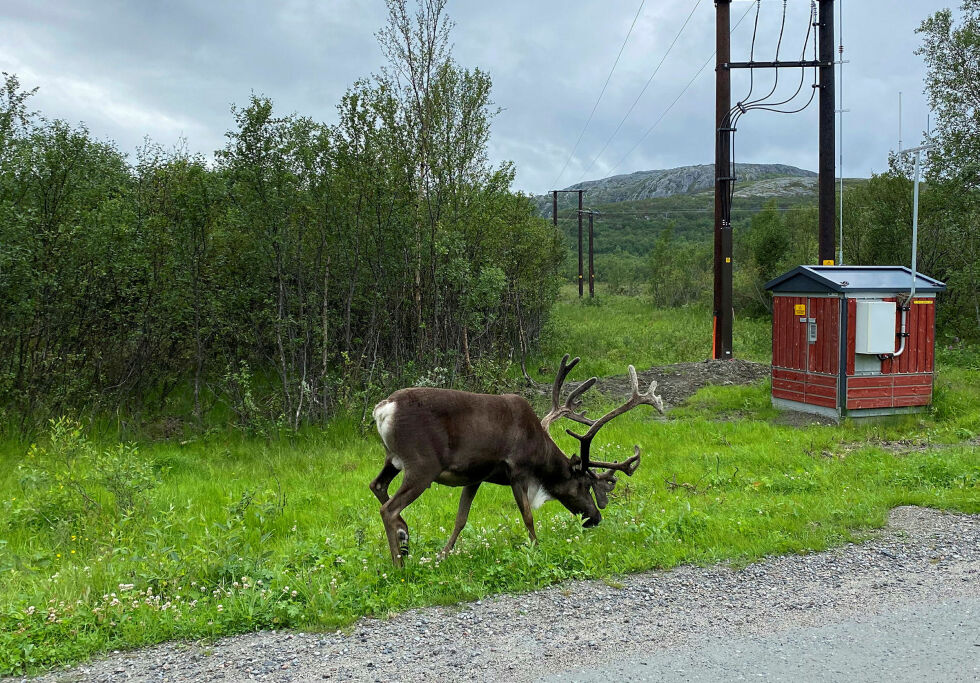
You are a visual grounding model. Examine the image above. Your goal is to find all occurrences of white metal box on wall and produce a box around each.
[854,301,896,354]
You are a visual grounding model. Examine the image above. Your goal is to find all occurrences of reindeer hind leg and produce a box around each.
[370,457,400,505]
[371,455,410,554]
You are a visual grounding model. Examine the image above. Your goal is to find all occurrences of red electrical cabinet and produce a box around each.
[764,266,946,420]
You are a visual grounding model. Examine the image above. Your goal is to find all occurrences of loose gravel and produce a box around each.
[25,505,979,682]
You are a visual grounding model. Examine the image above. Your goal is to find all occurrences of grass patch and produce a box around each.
[0,302,977,675]
[522,286,771,380]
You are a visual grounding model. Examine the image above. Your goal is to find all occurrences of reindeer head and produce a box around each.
[541,355,663,526]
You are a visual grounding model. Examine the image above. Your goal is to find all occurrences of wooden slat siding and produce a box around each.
[925,301,935,371]
[894,393,931,407]
[916,300,927,372]
[795,297,806,370]
[806,394,838,408]
[774,378,805,393]
[848,386,893,399]
[893,373,933,387]
[846,298,856,376]
[773,387,805,402]
[821,297,839,374]
[844,373,933,409]
[848,376,893,388]
[773,296,807,371]
[806,373,838,387]
[848,397,895,410]
[773,297,783,370]
[876,298,936,375]
[893,385,932,397]
[805,383,837,399]
[879,298,899,374]
[773,368,806,382]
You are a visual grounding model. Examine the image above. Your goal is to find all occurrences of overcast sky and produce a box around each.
[0,0,950,195]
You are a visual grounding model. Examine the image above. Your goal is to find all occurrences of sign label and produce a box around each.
[794,304,807,316]
[822,259,835,265]
[913,299,933,304]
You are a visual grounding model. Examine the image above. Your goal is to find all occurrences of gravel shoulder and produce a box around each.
[27,505,980,683]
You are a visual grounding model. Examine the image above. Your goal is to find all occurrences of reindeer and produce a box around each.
[370,355,664,566]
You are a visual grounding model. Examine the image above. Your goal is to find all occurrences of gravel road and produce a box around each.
[27,505,980,683]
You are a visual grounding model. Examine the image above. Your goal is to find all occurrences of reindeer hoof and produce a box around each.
[397,529,410,556]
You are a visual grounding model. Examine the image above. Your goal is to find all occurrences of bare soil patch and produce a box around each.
[527,358,770,409]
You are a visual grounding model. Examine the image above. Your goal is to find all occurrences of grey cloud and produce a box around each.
[0,1,947,192]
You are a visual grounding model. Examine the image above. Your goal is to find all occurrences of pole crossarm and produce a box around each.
[899,143,935,154]
[723,60,829,69]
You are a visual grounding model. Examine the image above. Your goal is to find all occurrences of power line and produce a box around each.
[551,0,646,189]
[603,1,757,179]
[577,0,703,184]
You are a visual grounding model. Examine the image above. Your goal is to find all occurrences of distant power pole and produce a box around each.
[579,209,599,298]
[588,210,595,298]
[550,189,588,297]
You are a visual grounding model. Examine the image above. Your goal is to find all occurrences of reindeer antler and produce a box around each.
[540,354,598,430]
[566,366,664,472]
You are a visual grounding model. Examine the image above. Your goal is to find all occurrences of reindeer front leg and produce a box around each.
[510,481,538,544]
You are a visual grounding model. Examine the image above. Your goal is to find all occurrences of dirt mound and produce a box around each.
[528,358,770,410]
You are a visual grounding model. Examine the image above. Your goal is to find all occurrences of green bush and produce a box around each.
[11,417,158,530]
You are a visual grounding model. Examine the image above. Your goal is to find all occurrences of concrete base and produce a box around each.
[772,396,930,423]
[772,396,841,422]
[845,405,929,420]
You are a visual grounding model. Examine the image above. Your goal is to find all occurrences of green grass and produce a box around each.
[524,286,771,379]
[0,294,978,675]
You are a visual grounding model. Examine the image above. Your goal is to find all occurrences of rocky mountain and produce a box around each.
[539,163,817,210]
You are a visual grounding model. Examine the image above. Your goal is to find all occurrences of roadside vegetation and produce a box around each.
[2,290,977,674]
[2,0,980,675]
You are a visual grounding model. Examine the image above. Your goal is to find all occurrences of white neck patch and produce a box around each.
[527,479,553,510]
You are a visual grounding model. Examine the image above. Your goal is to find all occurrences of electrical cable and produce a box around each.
[551,0,646,189]
[577,0,703,183]
[731,0,788,117]
[736,1,816,119]
[603,1,759,180]
[736,1,763,113]
[724,1,819,223]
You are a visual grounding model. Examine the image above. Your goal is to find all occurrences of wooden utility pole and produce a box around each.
[588,210,595,298]
[577,190,584,297]
[551,189,588,297]
[713,0,733,360]
[818,0,836,265]
[713,0,836,359]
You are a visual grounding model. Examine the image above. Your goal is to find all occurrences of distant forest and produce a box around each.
[551,171,979,337]
[2,0,978,431]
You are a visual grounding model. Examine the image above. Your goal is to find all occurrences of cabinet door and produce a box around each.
[772,296,808,372]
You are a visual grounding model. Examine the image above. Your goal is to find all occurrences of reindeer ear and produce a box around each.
[591,482,609,509]
[570,455,583,471]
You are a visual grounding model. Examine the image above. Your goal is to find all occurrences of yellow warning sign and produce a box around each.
[913,299,933,304]
[725,257,731,263]
[822,259,835,265]
[794,304,806,316]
